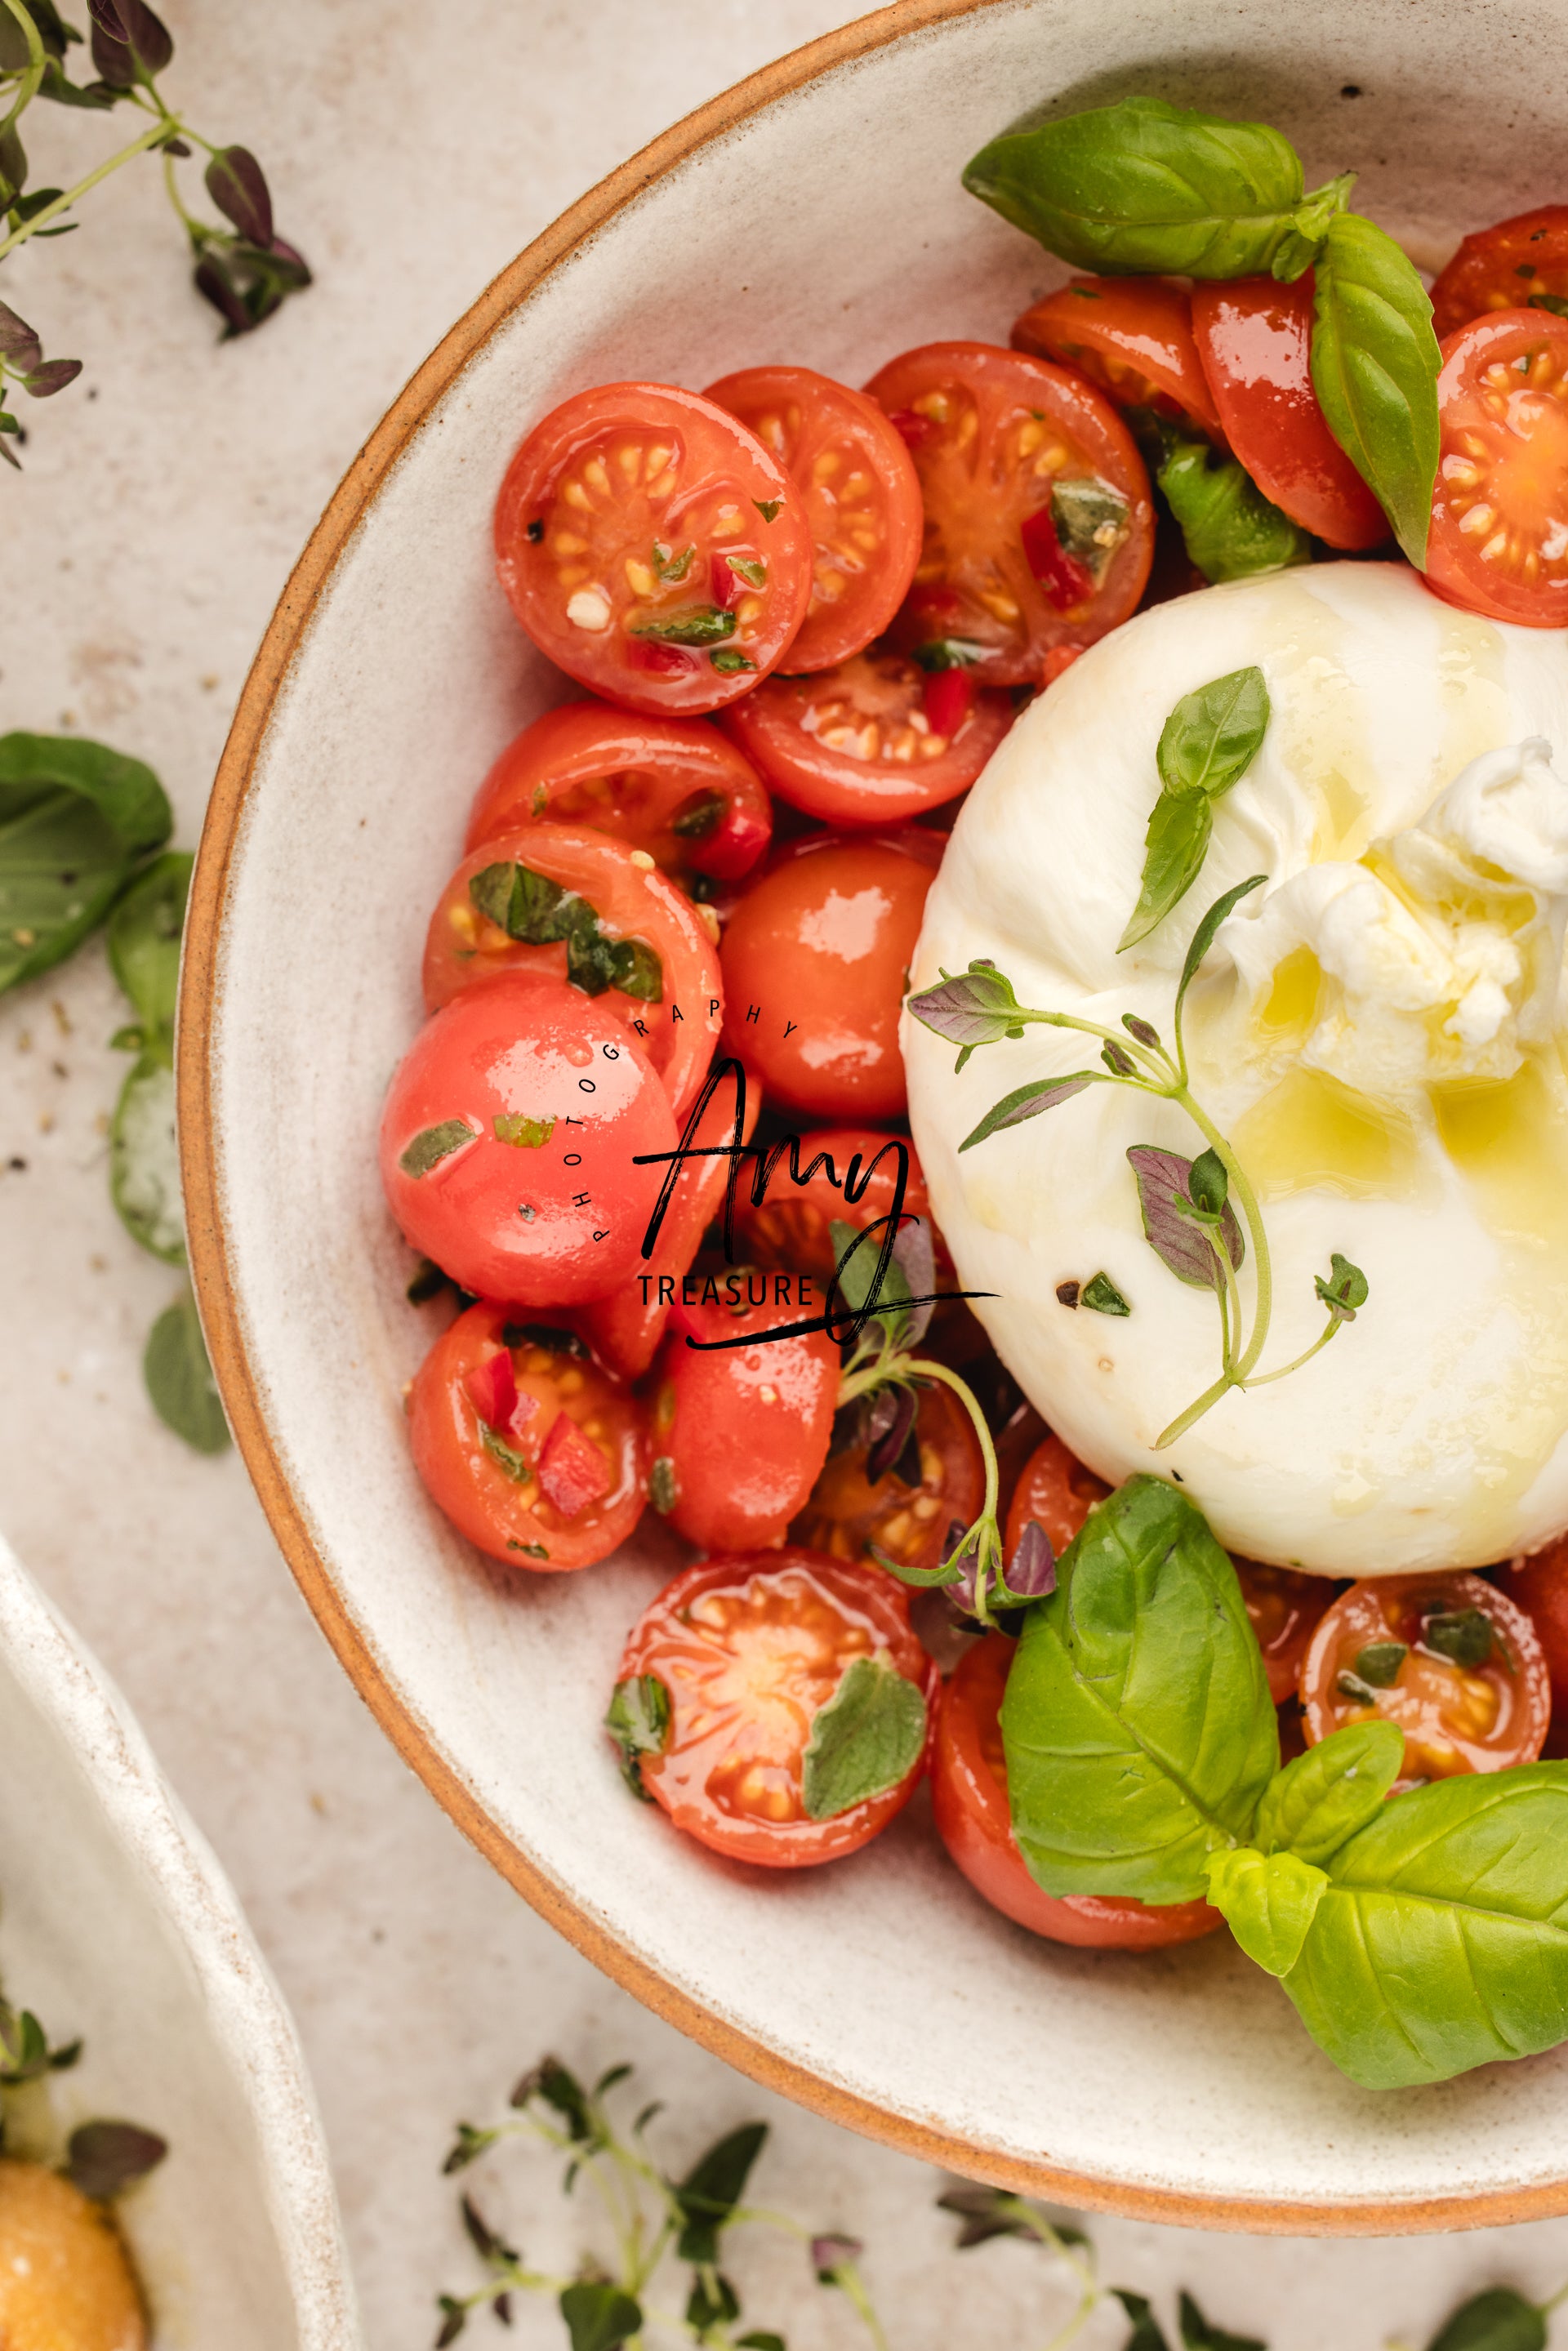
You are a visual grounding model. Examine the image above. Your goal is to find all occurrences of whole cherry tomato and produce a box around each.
[719,647,1013,826]
[1426,309,1568,627]
[719,833,938,1120]
[705,366,923,671]
[409,1301,644,1570]
[380,973,677,1307]
[1509,1537,1568,1710]
[465,701,772,884]
[1431,206,1568,341]
[422,823,721,1120]
[933,1638,1222,1948]
[494,383,813,715]
[793,1380,985,1576]
[610,1550,933,1866]
[864,341,1153,685]
[647,1289,839,1552]
[1010,276,1223,438]
[1003,1433,1109,1567]
[1232,1558,1334,1706]
[1190,274,1388,548]
[1300,1572,1550,1785]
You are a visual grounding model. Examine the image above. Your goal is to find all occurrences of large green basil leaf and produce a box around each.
[1281,1765,1568,2087]
[1204,1847,1327,1976]
[107,849,190,1041]
[0,732,172,995]
[1310,212,1440,568]
[1253,1718,1404,1865]
[963,97,1306,278]
[1000,1476,1278,1903]
[144,1287,229,1454]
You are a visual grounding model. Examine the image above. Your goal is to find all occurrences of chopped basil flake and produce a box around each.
[605,1673,672,1798]
[399,1119,475,1178]
[648,1455,679,1515]
[1336,1668,1380,1707]
[1352,1640,1407,1688]
[752,498,782,523]
[479,1423,533,1482]
[608,936,662,1001]
[653,541,696,583]
[1080,1271,1129,1316]
[670,789,725,840]
[725,554,767,590]
[1050,475,1129,574]
[801,1655,927,1820]
[710,648,756,674]
[492,1112,555,1148]
[506,1538,549,1558]
[631,605,735,648]
[1422,1607,1494,1670]
[911,638,986,672]
[467,859,662,1004]
[502,1322,589,1357]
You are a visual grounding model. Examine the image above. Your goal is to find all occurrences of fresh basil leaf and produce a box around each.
[110,1055,184,1262]
[1001,1476,1278,1903]
[1156,667,1271,800]
[801,1655,926,1821]
[685,2273,740,2332]
[1114,2288,1174,2351]
[470,859,566,942]
[1280,1763,1568,2086]
[559,2282,643,2351]
[1204,1846,1327,1976]
[1254,1718,1404,1865]
[1179,2293,1267,2351]
[962,96,1306,278]
[1310,211,1439,568]
[0,732,171,995]
[106,849,189,1038]
[1427,2288,1547,2351]
[1423,1607,1493,1669]
[144,1287,230,1454]
[1174,875,1267,1029]
[65,2119,168,2201]
[828,1216,913,1334]
[399,1119,475,1178]
[1119,791,1212,951]
[673,2121,768,2263]
[960,1073,1099,1151]
[1080,1271,1129,1316]
[1353,1640,1406,1687]
[1127,1146,1244,1291]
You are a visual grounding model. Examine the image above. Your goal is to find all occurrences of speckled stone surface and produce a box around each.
[4,3,1568,2344]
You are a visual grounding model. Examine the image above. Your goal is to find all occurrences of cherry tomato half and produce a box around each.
[494,383,813,716]
[793,1380,985,1576]
[735,1122,930,1283]
[1509,1537,1568,1710]
[864,341,1153,685]
[1427,309,1568,627]
[1003,1433,1108,1567]
[705,366,923,671]
[1431,207,1568,341]
[1232,1559,1334,1706]
[465,701,772,885]
[719,833,938,1120]
[422,823,721,1120]
[612,1549,932,1866]
[380,973,677,1307]
[933,1638,1221,1948]
[1300,1572,1550,1784]
[647,1289,839,1552]
[409,1301,644,1570]
[719,647,1014,826]
[1190,274,1388,549]
[1010,276,1223,439]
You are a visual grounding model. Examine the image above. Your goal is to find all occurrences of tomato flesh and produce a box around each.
[933,1638,1221,1948]
[1427,309,1568,627]
[1509,1538,1568,1712]
[1003,1432,1109,1566]
[705,366,923,671]
[1300,1571,1550,1784]
[1431,207,1568,341]
[410,1301,644,1570]
[1232,1558,1334,1706]
[1011,276,1223,438]
[793,1379,985,1576]
[616,1550,931,1866]
[648,1289,839,1552]
[494,383,813,716]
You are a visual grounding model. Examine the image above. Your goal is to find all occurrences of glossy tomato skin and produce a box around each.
[616,1548,932,1866]
[933,1638,1222,1948]
[793,1379,985,1576]
[380,973,678,1307]
[648,1290,839,1552]
[1509,1537,1568,1708]
[719,648,1014,826]
[1427,309,1568,627]
[705,367,923,671]
[1431,207,1568,341]
[465,701,773,884]
[1232,1559,1334,1705]
[863,341,1153,686]
[421,822,722,1120]
[1190,275,1388,549]
[1300,1571,1551,1784]
[719,833,938,1120]
[494,383,813,716]
[1011,276,1223,439]
[409,1302,645,1570]
[1003,1433,1108,1566]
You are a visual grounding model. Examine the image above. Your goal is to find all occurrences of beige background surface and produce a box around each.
[2,2,1568,2344]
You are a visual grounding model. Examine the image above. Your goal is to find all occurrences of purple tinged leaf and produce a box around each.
[906,961,1026,1051]
[812,2233,862,2280]
[889,1212,937,1345]
[65,2119,168,2199]
[204,145,272,246]
[0,301,42,375]
[1123,1013,1160,1049]
[866,1385,917,1484]
[87,0,172,84]
[960,1073,1095,1151]
[193,252,250,337]
[1127,1146,1244,1291]
[21,358,82,398]
[1000,1518,1057,1602]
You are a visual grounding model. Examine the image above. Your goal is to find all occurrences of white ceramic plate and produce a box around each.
[0,1527,359,2345]
[180,0,1568,2233]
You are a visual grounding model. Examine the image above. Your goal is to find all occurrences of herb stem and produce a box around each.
[1539,2280,1568,2316]
[1171,1083,1272,1382]
[0,0,42,145]
[0,113,181,261]
[1154,1365,1237,1453]
[1239,1311,1341,1388]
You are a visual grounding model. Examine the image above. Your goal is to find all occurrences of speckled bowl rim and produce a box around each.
[179,0,1568,2236]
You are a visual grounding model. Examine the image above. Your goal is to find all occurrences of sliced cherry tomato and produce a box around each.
[718,647,1013,825]
[1010,276,1223,439]
[719,834,937,1120]
[494,383,813,716]
[647,1289,839,1552]
[1431,207,1568,341]
[465,701,772,885]
[734,1122,930,1280]
[792,1379,985,1575]
[1232,1559,1334,1706]
[1190,275,1388,549]
[933,1638,1221,1948]
[863,341,1153,685]
[612,1549,932,1866]
[381,973,677,1307]
[1300,1572,1550,1784]
[704,366,923,670]
[422,823,721,1120]
[1509,1538,1568,1711]
[409,1301,644,1570]
[1003,1433,1109,1567]
[1427,308,1568,627]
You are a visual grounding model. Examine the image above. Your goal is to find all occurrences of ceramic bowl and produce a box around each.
[180,0,1568,2234]
[0,1528,359,2345]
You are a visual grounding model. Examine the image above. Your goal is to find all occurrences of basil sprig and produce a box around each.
[1311,211,1441,568]
[1120,667,1270,950]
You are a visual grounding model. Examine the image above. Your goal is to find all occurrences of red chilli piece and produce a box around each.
[465,1351,518,1431]
[538,1411,612,1516]
[1020,508,1095,611]
[630,640,697,678]
[710,554,740,610]
[921,666,975,738]
[886,407,933,448]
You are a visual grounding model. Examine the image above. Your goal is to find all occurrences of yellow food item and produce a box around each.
[0,2159,145,2351]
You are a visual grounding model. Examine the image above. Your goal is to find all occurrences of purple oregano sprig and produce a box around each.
[907,875,1370,1450]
